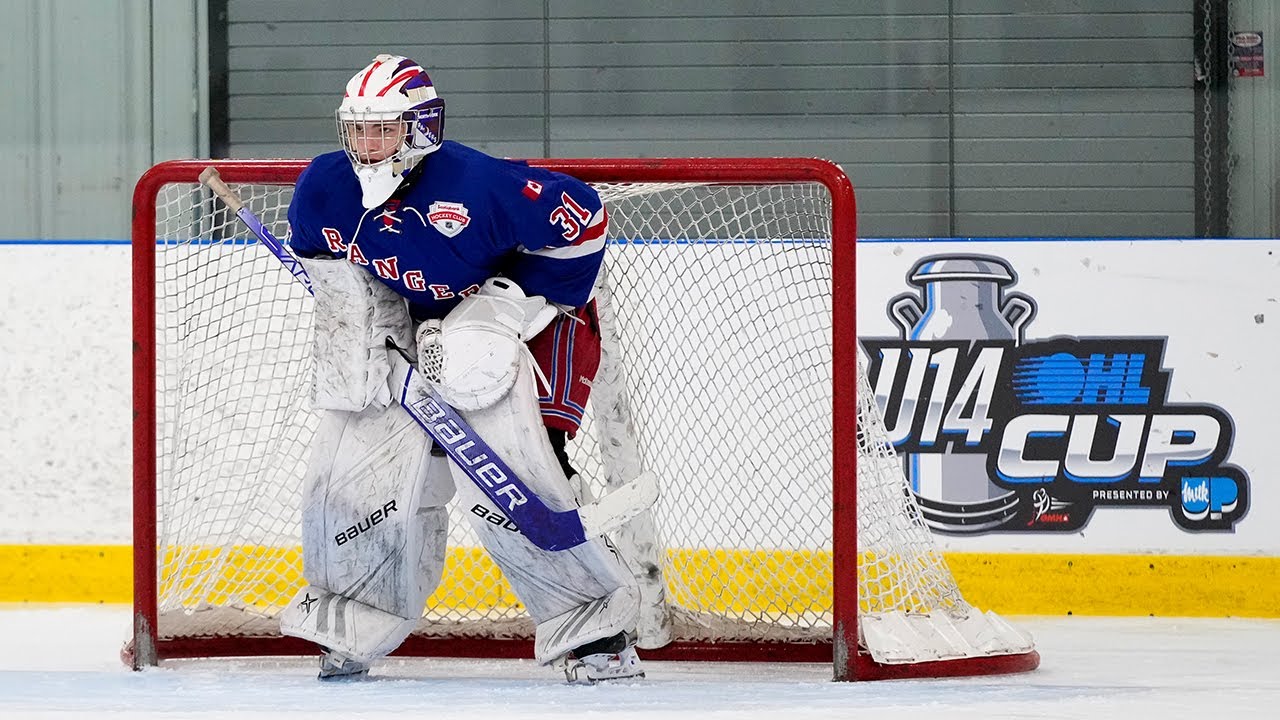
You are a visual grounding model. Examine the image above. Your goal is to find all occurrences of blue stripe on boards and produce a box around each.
[0,239,131,245]
[601,236,1271,245]
[0,238,264,246]
[0,237,1270,247]
[607,237,824,245]
[857,236,1276,243]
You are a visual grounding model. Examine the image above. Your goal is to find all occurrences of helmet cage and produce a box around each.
[335,98,445,171]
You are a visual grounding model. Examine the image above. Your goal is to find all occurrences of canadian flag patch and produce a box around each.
[522,180,543,200]
[427,201,470,237]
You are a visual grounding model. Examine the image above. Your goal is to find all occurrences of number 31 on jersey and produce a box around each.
[549,192,594,241]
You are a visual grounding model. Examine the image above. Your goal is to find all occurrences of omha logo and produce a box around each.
[862,254,1249,534]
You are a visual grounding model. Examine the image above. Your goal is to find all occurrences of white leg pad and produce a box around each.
[281,398,454,659]
[279,585,417,664]
[447,360,640,664]
[534,583,641,664]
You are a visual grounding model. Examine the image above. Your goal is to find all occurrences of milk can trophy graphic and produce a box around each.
[886,255,1036,533]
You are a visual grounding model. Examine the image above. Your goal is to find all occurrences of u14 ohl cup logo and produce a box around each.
[861,254,1249,534]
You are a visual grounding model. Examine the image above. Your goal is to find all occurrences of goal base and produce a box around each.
[127,633,1039,681]
[847,648,1041,681]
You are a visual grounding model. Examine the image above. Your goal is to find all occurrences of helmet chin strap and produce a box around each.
[354,163,406,209]
[351,145,438,209]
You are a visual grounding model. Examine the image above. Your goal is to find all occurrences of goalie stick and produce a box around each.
[198,166,658,551]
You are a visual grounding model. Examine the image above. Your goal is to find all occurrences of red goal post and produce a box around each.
[130,157,1037,681]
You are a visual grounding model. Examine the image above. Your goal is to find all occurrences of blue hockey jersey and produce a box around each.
[287,141,608,321]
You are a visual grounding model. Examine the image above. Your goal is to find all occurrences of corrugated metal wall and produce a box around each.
[225,2,548,159]
[225,0,1193,238]
[951,2,1193,236]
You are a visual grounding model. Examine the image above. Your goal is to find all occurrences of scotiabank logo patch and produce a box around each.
[427,201,470,237]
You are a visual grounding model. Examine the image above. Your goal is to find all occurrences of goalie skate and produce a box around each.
[317,649,370,681]
[561,631,645,684]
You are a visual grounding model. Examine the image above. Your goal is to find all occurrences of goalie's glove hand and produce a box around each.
[415,277,560,410]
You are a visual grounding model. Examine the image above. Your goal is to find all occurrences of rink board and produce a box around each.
[4,238,1280,617]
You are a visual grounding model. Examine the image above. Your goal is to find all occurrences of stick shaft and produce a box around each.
[200,166,312,293]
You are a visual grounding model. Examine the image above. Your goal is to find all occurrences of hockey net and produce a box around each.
[130,158,1037,680]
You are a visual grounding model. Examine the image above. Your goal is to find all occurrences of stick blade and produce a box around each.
[578,471,660,538]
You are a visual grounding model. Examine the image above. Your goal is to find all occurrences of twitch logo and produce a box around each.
[863,254,1250,534]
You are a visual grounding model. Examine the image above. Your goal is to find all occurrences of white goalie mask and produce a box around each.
[337,54,446,208]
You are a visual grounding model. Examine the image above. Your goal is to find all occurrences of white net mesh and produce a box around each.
[145,168,969,650]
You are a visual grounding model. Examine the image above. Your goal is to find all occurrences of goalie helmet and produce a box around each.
[337,54,445,208]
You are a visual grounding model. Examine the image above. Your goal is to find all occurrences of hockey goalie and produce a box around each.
[274,54,643,683]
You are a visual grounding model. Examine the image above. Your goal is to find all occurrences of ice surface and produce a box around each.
[3,606,1278,719]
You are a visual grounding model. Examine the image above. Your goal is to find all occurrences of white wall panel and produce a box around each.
[0,0,203,241]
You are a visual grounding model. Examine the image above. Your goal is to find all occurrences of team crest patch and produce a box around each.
[427,201,471,237]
